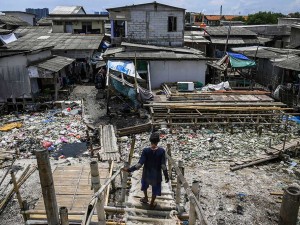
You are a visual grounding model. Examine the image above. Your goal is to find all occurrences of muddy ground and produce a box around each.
[1,84,300,225]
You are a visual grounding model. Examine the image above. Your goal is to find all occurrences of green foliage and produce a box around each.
[231,16,246,22]
[246,11,286,25]
[185,12,191,23]
[289,12,300,18]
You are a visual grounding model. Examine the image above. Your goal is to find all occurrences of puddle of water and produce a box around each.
[56,142,87,158]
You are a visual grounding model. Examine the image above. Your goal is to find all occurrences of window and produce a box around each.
[54,21,63,25]
[82,22,92,34]
[168,16,177,32]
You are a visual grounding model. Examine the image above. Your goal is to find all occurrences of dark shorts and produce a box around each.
[141,179,161,196]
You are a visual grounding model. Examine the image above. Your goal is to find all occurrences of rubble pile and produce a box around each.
[0,106,86,159]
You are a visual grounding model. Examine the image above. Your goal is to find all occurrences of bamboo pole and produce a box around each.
[121,162,129,202]
[36,149,59,225]
[189,181,200,225]
[59,207,69,225]
[175,160,184,205]
[128,136,136,166]
[105,160,114,206]
[11,171,27,222]
[90,161,105,225]
[167,144,172,179]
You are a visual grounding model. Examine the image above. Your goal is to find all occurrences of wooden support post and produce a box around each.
[86,129,94,156]
[279,186,300,225]
[59,207,69,225]
[128,136,136,166]
[121,162,129,203]
[269,139,272,148]
[90,161,105,225]
[111,169,116,190]
[105,160,114,206]
[283,135,287,151]
[167,144,172,180]
[189,181,200,225]
[36,149,59,225]
[11,171,27,222]
[176,160,184,205]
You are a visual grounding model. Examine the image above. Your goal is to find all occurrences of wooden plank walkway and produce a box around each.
[124,170,178,225]
[99,125,120,161]
[29,164,110,221]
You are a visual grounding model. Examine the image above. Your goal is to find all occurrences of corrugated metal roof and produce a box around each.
[0,28,11,34]
[105,51,206,60]
[107,2,185,11]
[0,15,30,26]
[50,6,86,15]
[121,42,204,55]
[14,26,52,36]
[2,32,103,51]
[31,55,75,72]
[210,37,258,45]
[205,26,257,37]
[231,47,300,59]
[274,56,300,71]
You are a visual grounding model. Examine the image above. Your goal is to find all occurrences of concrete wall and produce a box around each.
[52,25,64,33]
[110,3,185,46]
[290,26,300,47]
[149,60,206,89]
[278,18,300,25]
[126,9,184,46]
[4,12,35,25]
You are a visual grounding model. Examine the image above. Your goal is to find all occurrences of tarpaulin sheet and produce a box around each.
[0,122,22,132]
[0,33,17,44]
[108,60,142,79]
[229,56,256,68]
[227,52,256,68]
[110,76,140,109]
[227,52,250,60]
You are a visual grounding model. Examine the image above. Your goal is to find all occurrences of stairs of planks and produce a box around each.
[124,170,179,225]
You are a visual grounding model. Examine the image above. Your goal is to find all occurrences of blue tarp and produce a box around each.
[227,52,250,60]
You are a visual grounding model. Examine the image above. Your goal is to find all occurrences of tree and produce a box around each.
[246,11,286,25]
[185,12,191,23]
[289,12,300,18]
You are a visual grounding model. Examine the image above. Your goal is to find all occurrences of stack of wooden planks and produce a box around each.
[117,122,152,137]
[98,125,120,162]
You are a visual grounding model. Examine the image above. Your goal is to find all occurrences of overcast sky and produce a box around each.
[2,0,300,15]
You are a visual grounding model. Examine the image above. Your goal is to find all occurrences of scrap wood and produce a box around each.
[230,155,279,171]
[270,192,284,196]
[0,165,37,211]
[117,122,151,136]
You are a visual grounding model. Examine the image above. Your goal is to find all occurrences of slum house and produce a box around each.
[0,47,75,104]
[237,24,291,48]
[36,17,53,26]
[1,11,36,26]
[103,42,207,91]
[204,26,259,58]
[231,46,300,107]
[14,26,53,38]
[107,2,185,47]
[0,32,104,81]
[288,24,300,49]
[0,14,30,30]
[184,31,210,55]
[49,5,108,34]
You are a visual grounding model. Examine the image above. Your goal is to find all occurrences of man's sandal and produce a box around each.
[140,198,149,204]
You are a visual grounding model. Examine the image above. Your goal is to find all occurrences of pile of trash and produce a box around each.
[0,105,87,159]
[119,125,300,167]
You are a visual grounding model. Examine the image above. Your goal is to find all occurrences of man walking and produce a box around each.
[123,133,169,209]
